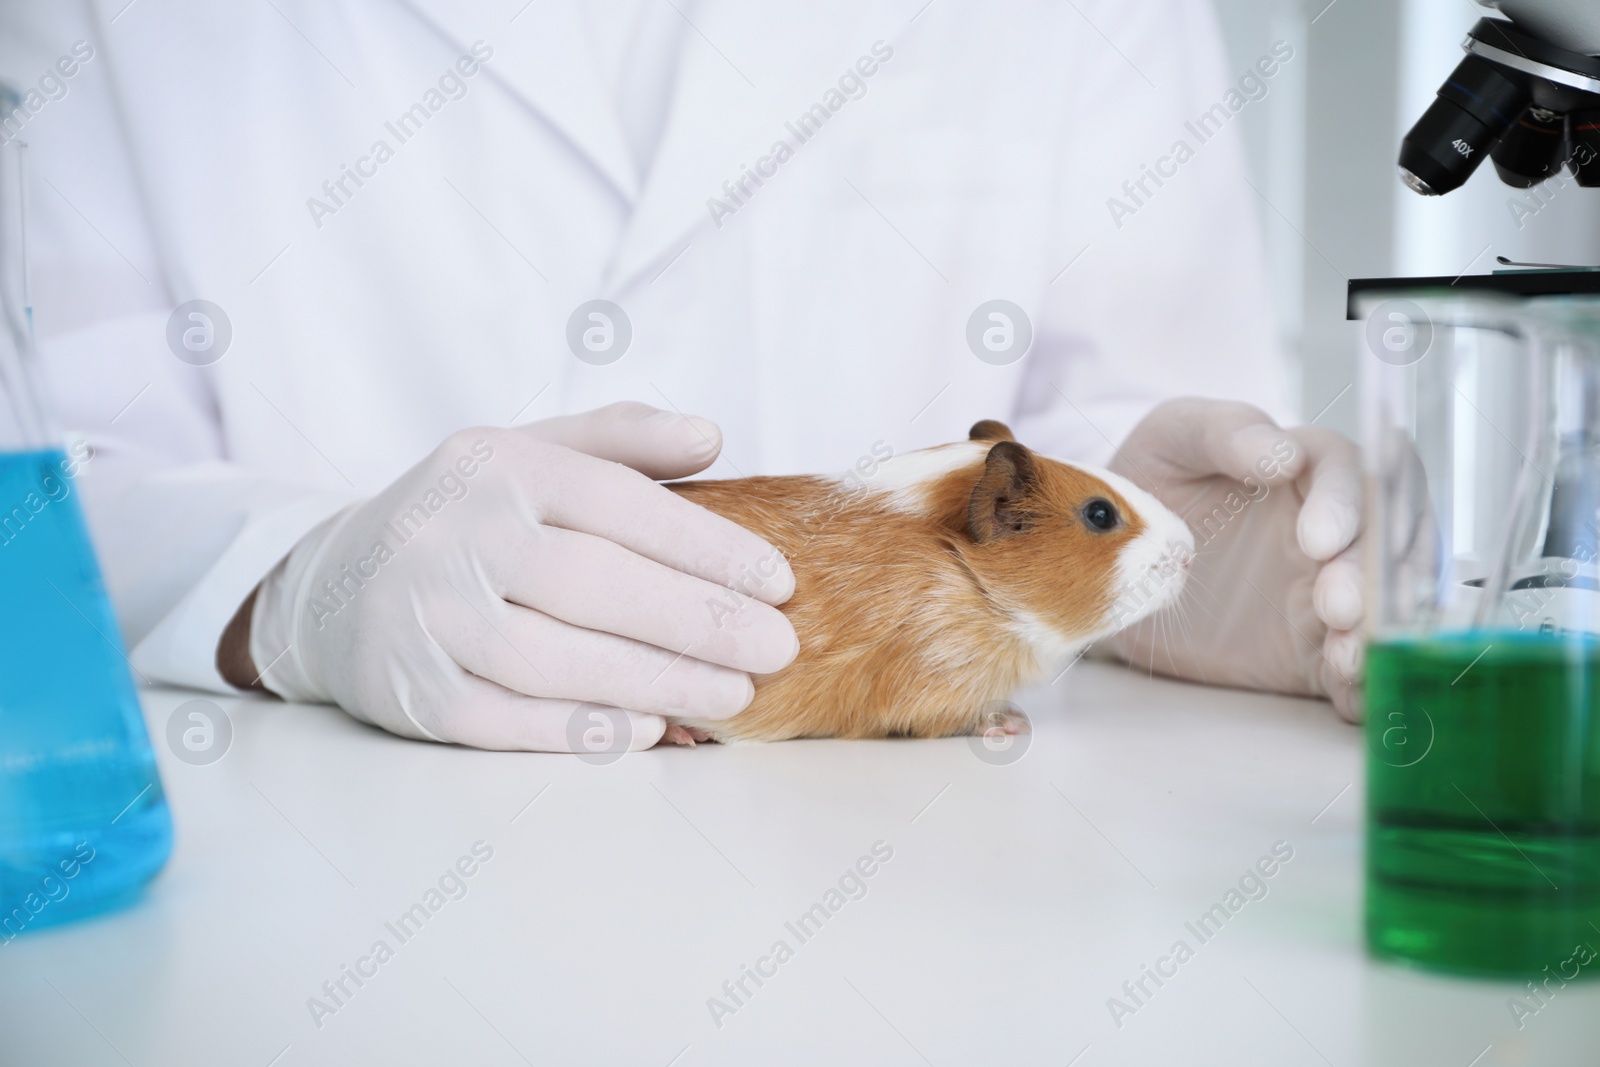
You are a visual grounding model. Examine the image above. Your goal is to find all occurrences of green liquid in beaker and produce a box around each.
[1366,635,1600,979]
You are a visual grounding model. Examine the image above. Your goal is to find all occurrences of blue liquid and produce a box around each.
[0,449,172,937]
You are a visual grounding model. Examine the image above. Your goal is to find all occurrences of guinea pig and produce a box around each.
[658,420,1194,744]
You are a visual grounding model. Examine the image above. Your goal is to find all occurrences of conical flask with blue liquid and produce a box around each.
[0,135,172,938]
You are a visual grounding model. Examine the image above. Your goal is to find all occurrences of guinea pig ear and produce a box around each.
[968,441,1038,542]
[968,419,1015,442]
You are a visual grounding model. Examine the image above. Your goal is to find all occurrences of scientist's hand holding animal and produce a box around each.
[217,402,799,751]
[1103,399,1365,722]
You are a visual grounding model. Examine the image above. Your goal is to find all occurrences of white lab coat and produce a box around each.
[2,0,1290,693]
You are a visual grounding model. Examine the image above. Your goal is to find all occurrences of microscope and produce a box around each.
[1399,1,1600,196]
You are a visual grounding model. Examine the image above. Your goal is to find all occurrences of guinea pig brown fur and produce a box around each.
[659,421,1194,744]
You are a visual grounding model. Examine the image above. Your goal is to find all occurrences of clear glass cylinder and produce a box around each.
[1358,287,1600,979]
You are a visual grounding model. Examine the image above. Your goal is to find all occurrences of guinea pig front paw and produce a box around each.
[658,723,720,747]
[971,702,1031,739]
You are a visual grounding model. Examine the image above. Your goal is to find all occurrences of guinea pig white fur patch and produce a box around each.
[828,441,990,513]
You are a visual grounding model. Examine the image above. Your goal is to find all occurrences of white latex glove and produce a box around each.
[1102,399,1365,722]
[246,402,799,750]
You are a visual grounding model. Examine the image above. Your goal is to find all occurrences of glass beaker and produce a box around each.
[1357,279,1600,979]
[0,134,172,938]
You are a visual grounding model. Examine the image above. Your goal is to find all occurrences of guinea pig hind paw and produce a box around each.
[659,724,698,746]
[659,724,720,747]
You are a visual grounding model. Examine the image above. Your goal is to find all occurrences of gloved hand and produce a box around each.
[239,402,799,750]
[1101,399,1365,721]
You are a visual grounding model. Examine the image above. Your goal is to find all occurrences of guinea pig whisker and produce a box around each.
[1177,565,1217,598]
[1161,611,1183,679]
[1173,566,1225,616]
[1173,603,1211,685]
[1146,616,1158,679]
[1156,611,1175,676]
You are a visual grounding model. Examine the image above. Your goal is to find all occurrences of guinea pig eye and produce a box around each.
[1081,498,1119,532]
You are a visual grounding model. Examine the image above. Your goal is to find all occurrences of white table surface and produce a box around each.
[3,662,1597,1067]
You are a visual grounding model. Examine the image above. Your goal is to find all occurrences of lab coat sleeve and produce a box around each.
[2,4,353,693]
[1012,0,1296,465]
